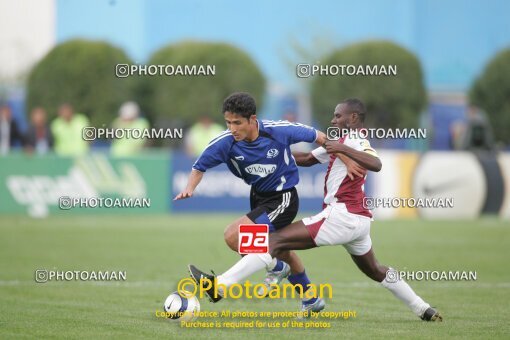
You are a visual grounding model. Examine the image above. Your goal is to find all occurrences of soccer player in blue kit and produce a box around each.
[188,98,442,321]
[175,92,347,313]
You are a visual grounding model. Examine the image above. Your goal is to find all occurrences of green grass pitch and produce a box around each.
[1,215,509,339]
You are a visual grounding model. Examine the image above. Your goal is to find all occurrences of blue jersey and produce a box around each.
[192,120,318,192]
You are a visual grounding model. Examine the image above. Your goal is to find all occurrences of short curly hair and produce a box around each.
[342,98,366,122]
[222,92,257,119]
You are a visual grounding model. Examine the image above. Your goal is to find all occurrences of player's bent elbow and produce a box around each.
[300,154,319,167]
[373,161,382,172]
[369,158,382,172]
[292,152,317,167]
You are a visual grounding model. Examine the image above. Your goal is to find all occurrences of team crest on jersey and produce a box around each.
[245,164,277,177]
[266,149,279,158]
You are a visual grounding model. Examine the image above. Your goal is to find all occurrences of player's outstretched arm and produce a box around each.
[324,140,382,172]
[292,152,320,167]
[315,131,327,146]
[293,149,364,180]
[174,169,204,200]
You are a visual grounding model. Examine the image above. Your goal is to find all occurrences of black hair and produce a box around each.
[342,98,366,122]
[222,92,256,119]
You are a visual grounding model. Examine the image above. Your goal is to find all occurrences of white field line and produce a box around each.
[1,280,509,288]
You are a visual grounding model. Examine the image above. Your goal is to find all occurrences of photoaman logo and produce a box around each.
[177,277,333,300]
[238,224,269,254]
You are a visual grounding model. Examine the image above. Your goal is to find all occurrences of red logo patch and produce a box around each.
[238,224,269,254]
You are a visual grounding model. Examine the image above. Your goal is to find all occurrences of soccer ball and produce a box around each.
[163,290,200,321]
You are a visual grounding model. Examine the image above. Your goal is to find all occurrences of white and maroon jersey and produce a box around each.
[311,135,378,218]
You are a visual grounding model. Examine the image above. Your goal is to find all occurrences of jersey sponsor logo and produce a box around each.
[238,224,269,254]
[234,155,245,161]
[266,149,279,158]
[244,164,277,177]
[360,140,370,148]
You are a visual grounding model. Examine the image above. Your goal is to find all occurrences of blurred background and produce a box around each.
[1,0,509,219]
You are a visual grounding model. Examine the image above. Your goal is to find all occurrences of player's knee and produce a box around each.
[270,248,284,258]
[269,234,285,257]
[223,225,237,251]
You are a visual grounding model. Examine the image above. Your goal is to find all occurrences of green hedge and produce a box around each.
[469,48,510,144]
[310,41,426,129]
[27,39,136,126]
[143,41,265,124]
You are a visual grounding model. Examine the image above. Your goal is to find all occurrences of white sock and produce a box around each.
[217,254,275,288]
[380,268,430,317]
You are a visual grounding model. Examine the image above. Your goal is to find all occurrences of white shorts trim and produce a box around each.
[303,203,372,255]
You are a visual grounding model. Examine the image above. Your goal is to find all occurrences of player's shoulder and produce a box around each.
[344,134,378,156]
[261,119,314,132]
[262,119,309,127]
[345,134,369,145]
[205,129,234,148]
[344,134,367,146]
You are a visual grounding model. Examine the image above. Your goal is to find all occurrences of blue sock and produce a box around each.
[287,270,317,305]
[272,259,284,272]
